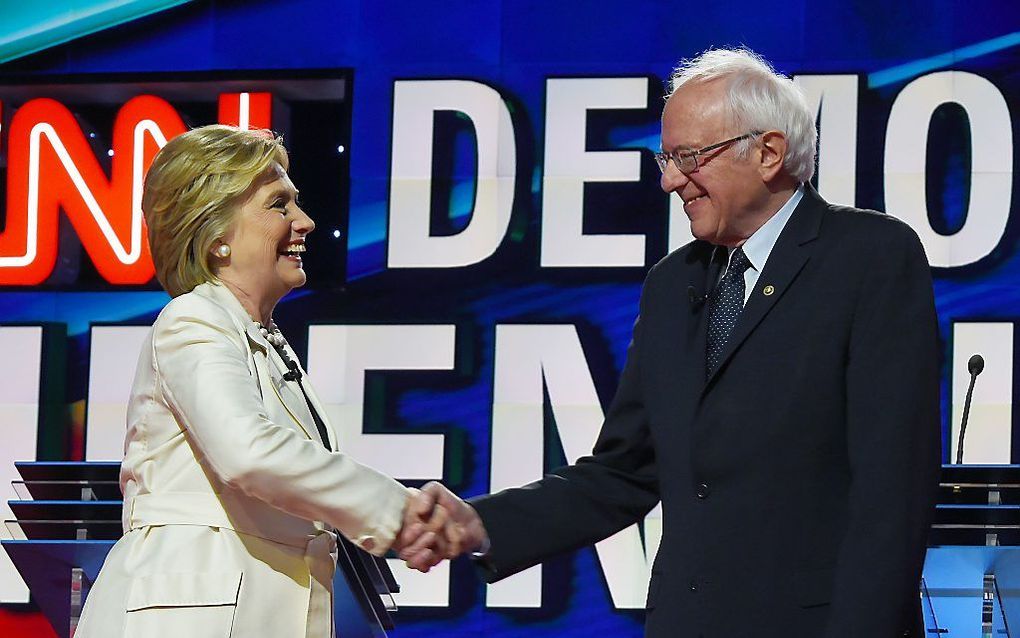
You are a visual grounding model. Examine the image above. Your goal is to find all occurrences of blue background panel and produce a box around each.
[1,1,1020,636]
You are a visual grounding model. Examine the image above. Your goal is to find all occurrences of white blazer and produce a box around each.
[76,282,410,638]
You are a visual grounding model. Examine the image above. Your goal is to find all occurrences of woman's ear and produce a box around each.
[212,243,231,259]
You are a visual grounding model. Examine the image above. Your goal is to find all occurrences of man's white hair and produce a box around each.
[667,47,817,183]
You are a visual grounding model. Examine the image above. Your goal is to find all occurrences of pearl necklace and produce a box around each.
[256,320,287,349]
[254,320,302,381]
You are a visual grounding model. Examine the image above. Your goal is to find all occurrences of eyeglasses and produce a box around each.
[654,131,762,175]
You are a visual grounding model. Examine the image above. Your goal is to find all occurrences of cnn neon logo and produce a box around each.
[0,91,272,285]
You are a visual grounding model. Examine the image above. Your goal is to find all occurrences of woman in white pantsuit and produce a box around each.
[76,126,442,637]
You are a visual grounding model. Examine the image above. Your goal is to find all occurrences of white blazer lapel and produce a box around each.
[244,322,271,354]
[265,346,324,447]
[194,282,325,448]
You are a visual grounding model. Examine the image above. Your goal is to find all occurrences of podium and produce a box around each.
[923,464,1020,636]
[2,462,400,638]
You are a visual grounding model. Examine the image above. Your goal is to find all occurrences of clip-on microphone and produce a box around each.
[688,285,708,309]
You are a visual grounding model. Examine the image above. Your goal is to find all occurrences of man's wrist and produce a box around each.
[470,533,491,558]
[464,504,490,557]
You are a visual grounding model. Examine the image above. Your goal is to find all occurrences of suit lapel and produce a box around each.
[265,345,327,448]
[195,282,326,447]
[244,322,271,354]
[243,326,320,440]
[703,187,825,389]
[682,243,722,386]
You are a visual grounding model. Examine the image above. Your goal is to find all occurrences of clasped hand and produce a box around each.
[392,482,488,572]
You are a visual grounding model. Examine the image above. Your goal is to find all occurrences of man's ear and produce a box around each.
[757,130,788,182]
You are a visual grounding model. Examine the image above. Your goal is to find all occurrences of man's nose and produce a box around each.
[660,164,690,194]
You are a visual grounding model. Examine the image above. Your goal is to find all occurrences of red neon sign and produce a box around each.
[0,92,274,286]
[218,92,273,130]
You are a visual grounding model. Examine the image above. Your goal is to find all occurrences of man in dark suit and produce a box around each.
[403,47,941,637]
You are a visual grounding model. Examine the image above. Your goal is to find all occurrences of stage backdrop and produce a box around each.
[1,2,1019,636]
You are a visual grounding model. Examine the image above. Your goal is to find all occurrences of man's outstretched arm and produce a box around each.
[400,279,663,577]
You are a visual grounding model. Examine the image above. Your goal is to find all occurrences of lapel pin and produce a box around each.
[763,284,775,296]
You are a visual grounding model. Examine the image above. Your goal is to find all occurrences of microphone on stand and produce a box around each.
[955,354,985,464]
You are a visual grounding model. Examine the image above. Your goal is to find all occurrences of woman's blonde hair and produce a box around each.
[142,124,288,297]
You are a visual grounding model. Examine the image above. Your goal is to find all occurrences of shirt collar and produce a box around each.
[730,184,804,272]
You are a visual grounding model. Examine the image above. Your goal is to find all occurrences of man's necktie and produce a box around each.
[706,247,751,378]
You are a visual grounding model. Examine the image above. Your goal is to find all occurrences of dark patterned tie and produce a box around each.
[706,247,751,378]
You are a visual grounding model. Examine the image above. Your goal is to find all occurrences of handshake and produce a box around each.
[393,482,490,572]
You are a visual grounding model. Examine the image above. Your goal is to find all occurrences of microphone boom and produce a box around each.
[956,354,985,464]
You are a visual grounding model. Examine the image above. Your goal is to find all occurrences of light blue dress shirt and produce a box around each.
[719,185,804,304]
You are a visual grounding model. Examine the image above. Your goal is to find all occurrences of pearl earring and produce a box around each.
[216,244,231,258]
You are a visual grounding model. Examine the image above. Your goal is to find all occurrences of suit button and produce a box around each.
[688,581,698,592]
[696,483,710,499]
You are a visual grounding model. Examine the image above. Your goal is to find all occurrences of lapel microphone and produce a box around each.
[690,245,726,310]
[282,358,302,382]
[269,341,303,382]
[688,285,709,309]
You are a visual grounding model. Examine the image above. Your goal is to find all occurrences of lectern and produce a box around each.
[923,464,1020,636]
